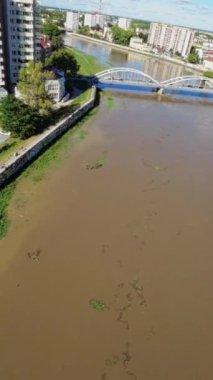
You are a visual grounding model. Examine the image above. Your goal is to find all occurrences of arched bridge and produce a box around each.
[92,68,213,97]
[94,67,160,85]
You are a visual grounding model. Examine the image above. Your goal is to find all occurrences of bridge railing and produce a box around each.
[93,68,213,90]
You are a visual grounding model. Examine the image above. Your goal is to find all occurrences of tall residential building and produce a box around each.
[0,0,8,87]
[66,11,79,32]
[118,18,131,31]
[148,23,195,57]
[0,0,40,89]
[96,14,106,29]
[84,13,97,28]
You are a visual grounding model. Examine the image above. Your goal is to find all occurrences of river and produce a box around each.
[64,34,195,81]
[0,38,213,380]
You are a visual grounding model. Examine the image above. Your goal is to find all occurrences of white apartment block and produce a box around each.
[84,13,97,28]
[96,14,106,29]
[118,18,131,31]
[66,11,79,32]
[148,23,195,57]
[4,0,40,85]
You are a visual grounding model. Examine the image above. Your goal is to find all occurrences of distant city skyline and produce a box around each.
[41,0,213,31]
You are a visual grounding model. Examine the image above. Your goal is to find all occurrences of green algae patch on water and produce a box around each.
[107,96,116,111]
[89,299,108,311]
[86,151,107,170]
[0,182,17,239]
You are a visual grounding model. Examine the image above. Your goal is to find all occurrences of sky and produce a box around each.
[41,0,213,31]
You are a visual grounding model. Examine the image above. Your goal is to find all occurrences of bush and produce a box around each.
[0,96,43,139]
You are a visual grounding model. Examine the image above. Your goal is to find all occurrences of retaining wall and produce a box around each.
[0,88,96,188]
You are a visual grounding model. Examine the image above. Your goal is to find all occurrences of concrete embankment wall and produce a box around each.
[0,88,96,188]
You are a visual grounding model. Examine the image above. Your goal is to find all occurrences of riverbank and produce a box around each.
[0,88,97,238]
[0,88,96,187]
[69,33,204,74]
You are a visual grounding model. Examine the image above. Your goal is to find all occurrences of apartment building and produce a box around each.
[0,0,40,89]
[84,13,97,28]
[96,14,106,29]
[66,11,79,32]
[118,18,131,31]
[0,0,8,87]
[148,23,195,57]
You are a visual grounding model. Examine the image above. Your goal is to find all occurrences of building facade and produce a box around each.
[0,0,40,89]
[44,68,65,103]
[148,23,195,57]
[0,0,8,87]
[95,14,106,29]
[84,13,97,28]
[66,11,79,32]
[118,18,131,31]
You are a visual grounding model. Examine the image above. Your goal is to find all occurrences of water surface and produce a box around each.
[65,34,196,81]
[1,94,213,379]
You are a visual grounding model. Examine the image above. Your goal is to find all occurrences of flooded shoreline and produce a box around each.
[1,94,213,379]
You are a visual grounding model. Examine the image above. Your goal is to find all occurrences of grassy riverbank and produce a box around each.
[0,89,93,165]
[0,46,104,164]
[0,48,104,239]
[68,47,105,76]
[0,89,98,239]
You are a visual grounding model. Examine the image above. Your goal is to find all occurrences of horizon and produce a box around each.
[40,4,213,34]
[41,0,213,32]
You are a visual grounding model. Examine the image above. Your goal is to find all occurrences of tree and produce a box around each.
[41,20,64,49]
[40,8,66,27]
[0,96,42,139]
[138,32,148,43]
[46,49,79,77]
[188,47,200,64]
[51,34,64,50]
[42,20,60,39]
[17,62,53,115]
[111,26,134,46]
[79,25,90,36]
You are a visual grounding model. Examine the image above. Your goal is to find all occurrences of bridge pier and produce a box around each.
[156,87,164,94]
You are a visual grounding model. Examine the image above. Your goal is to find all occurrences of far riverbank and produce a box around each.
[69,32,204,74]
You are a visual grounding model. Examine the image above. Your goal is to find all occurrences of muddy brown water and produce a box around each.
[1,94,213,379]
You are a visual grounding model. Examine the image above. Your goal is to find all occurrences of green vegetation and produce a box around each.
[0,46,102,238]
[111,26,134,46]
[0,182,16,239]
[0,96,43,139]
[188,47,200,64]
[41,19,64,50]
[46,49,79,77]
[86,151,107,170]
[69,48,105,76]
[89,299,108,311]
[131,20,150,29]
[0,97,98,238]
[107,95,115,111]
[18,62,53,115]
[27,249,41,262]
[0,138,31,164]
[40,8,66,27]
[204,71,213,78]
[78,25,90,36]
